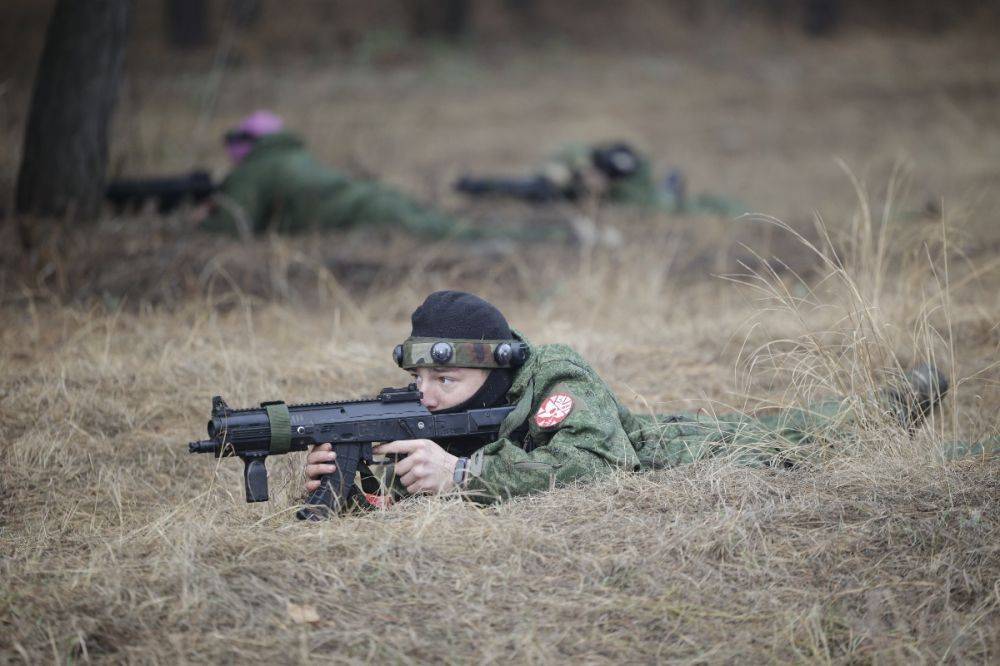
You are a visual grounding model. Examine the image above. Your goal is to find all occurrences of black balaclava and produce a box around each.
[408,291,515,417]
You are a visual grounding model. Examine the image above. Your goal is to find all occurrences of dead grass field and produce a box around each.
[3,24,1000,664]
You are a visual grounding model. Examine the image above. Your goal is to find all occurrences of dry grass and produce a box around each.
[2,209,998,661]
[3,26,1000,665]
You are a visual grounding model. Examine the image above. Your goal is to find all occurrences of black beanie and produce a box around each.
[409,290,512,340]
[407,291,515,421]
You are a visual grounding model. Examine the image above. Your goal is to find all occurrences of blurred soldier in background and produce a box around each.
[455,141,747,217]
[198,110,466,238]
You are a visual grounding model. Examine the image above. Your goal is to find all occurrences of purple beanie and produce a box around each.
[226,110,284,163]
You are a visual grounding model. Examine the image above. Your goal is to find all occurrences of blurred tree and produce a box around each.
[407,0,471,40]
[229,0,262,28]
[166,0,209,47]
[503,0,543,33]
[804,0,841,36]
[16,0,130,222]
[504,0,537,13]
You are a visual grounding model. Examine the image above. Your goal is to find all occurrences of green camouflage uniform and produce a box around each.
[544,143,746,216]
[371,335,996,506]
[201,132,463,238]
[544,144,660,207]
[460,335,836,503]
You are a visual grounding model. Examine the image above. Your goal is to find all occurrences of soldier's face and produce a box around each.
[409,367,489,411]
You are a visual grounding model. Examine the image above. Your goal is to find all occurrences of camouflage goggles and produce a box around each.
[393,337,530,370]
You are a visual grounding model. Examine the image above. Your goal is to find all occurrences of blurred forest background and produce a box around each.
[3,1,1000,246]
[2,1,999,303]
[3,2,1000,663]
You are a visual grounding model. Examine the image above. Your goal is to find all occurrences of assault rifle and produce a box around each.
[454,175,568,202]
[454,143,642,204]
[188,385,514,520]
[106,170,215,214]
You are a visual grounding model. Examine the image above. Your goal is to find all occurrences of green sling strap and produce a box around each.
[264,402,291,454]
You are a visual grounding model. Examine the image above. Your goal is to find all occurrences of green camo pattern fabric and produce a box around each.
[544,143,659,207]
[460,337,998,504]
[363,335,998,507]
[461,335,642,503]
[200,132,464,238]
[545,143,747,216]
[401,338,515,369]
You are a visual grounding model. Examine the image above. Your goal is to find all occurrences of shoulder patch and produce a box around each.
[534,393,574,428]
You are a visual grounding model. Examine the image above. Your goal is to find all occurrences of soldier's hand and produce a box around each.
[304,443,336,492]
[374,439,457,495]
[190,201,212,224]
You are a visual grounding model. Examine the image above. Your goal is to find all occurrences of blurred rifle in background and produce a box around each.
[454,142,644,205]
[454,175,568,203]
[105,169,214,214]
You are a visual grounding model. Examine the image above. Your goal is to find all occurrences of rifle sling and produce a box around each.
[265,402,292,454]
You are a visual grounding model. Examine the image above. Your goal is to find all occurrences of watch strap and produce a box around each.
[453,457,470,488]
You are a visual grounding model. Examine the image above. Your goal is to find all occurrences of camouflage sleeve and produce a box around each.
[199,168,264,235]
[462,360,640,504]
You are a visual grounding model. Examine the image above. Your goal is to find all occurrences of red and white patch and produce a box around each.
[534,393,574,428]
[363,493,392,509]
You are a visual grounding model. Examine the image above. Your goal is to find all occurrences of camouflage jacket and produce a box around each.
[544,143,748,216]
[543,143,660,207]
[461,334,648,504]
[201,132,462,238]
[371,337,1000,508]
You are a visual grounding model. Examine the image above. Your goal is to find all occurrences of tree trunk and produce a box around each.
[408,0,472,40]
[166,0,210,47]
[229,0,262,29]
[15,0,130,221]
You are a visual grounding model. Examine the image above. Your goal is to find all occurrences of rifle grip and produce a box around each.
[296,443,369,521]
[243,456,269,502]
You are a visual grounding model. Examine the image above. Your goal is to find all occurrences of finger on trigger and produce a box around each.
[392,454,418,477]
[375,439,421,455]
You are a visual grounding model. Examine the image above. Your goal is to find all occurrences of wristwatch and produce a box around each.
[453,457,470,488]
